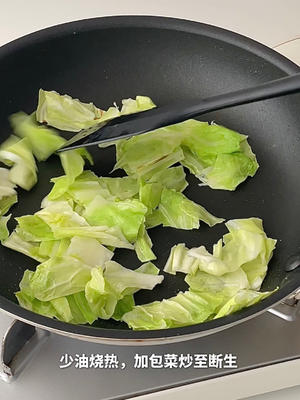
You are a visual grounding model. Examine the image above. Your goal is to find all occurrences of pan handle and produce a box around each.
[268,288,300,322]
[0,319,49,383]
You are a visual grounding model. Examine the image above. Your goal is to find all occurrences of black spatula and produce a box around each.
[57,73,300,152]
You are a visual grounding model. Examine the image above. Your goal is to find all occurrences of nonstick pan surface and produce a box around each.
[0,16,300,344]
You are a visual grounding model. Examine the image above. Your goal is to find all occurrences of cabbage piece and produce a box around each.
[68,292,99,324]
[134,261,160,275]
[0,215,11,241]
[241,239,277,290]
[145,209,164,229]
[164,243,199,275]
[181,120,244,165]
[148,166,188,192]
[112,295,135,321]
[186,269,249,299]
[29,269,114,324]
[52,225,133,249]
[48,170,111,206]
[35,200,133,248]
[98,176,139,200]
[114,123,184,177]
[84,261,161,321]
[158,188,224,229]
[66,261,161,323]
[47,176,74,201]
[214,288,277,319]
[103,261,163,297]
[134,224,156,262]
[53,296,79,323]
[41,193,74,209]
[29,256,92,301]
[30,290,101,324]
[0,167,17,195]
[122,290,218,330]
[38,239,70,259]
[120,96,156,115]
[16,292,58,319]
[186,246,230,276]
[139,181,162,212]
[59,148,93,187]
[0,167,17,215]
[222,218,277,289]
[15,215,55,242]
[76,170,99,182]
[84,267,118,320]
[48,172,106,203]
[70,179,112,204]
[84,196,147,242]
[18,270,34,295]
[10,112,65,161]
[201,150,258,191]
[0,136,37,190]
[15,270,59,318]
[17,274,98,324]
[66,236,113,267]
[0,194,17,217]
[123,283,274,330]
[85,267,109,304]
[60,148,93,179]
[49,297,73,322]
[164,218,276,281]
[36,89,120,132]
[2,232,45,262]
[36,201,88,229]
[177,120,258,190]
[180,146,206,179]
[140,148,185,181]
[69,292,109,323]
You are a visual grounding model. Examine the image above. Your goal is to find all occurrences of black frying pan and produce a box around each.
[0,16,300,344]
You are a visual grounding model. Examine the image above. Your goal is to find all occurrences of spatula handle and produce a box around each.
[58,73,300,151]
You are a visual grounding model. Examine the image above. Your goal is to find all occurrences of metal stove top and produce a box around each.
[0,308,300,400]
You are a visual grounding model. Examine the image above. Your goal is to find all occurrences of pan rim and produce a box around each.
[0,15,299,342]
[0,15,299,74]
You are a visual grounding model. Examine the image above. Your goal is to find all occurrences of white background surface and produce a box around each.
[0,0,299,48]
[0,1,299,399]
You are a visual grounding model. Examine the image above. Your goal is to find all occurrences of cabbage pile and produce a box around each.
[0,89,276,330]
